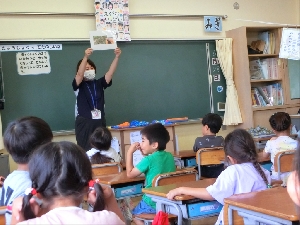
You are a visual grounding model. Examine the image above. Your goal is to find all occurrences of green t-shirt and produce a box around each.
[136,150,176,208]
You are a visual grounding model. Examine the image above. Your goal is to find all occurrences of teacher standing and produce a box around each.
[72,47,122,151]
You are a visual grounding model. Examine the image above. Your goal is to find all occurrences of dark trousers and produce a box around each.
[75,116,105,151]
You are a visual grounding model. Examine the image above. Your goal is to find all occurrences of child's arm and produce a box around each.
[258,151,270,161]
[126,142,143,178]
[166,187,215,201]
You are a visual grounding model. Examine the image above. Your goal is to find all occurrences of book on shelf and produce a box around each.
[258,31,275,54]
[249,58,280,80]
[251,83,283,107]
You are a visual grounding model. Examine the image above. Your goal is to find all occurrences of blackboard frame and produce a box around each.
[0,40,226,132]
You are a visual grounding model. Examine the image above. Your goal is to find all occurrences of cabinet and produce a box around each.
[226,26,300,129]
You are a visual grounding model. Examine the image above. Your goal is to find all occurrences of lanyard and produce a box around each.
[86,81,97,109]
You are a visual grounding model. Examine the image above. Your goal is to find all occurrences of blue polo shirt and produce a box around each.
[72,77,112,119]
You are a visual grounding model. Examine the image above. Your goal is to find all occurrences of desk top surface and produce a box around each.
[224,187,298,221]
[142,178,216,201]
[172,150,196,158]
[94,171,145,185]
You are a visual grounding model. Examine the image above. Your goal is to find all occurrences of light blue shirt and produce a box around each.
[0,170,31,225]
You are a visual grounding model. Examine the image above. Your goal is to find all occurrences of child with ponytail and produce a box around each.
[11,141,124,225]
[167,129,271,225]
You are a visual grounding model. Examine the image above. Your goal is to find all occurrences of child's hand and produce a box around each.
[11,197,41,223]
[87,185,115,206]
[128,142,140,153]
[166,188,182,200]
[114,47,121,58]
[0,176,5,187]
[85,48,93,58]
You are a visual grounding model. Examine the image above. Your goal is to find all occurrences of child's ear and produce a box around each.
[227,155,237,165]
[152,142,158,149]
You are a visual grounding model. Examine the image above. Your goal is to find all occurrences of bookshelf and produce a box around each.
[226,26,300,129]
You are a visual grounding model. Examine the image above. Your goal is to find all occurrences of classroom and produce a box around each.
[0,0,300,224]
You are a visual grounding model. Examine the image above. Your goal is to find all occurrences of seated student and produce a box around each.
[86,127,131,222]
[167,129,271,225]
[287,138,300,210]
[11,141,124,225]
[126,123,176,225]
[262,112,298,181]
[0,116,53,225]
[86,127,121,164]
[193,113,224,178]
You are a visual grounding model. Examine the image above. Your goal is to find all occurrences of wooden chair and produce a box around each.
[223,203,244,225]
[196,147,225,179]
[92,162,123,176]
[0,206,5,225]
[134,169,198,225]
[273,150,296,181]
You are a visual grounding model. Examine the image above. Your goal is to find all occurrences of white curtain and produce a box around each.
[215,38,242,125]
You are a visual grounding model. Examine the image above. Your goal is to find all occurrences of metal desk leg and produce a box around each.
[154,199,184,225]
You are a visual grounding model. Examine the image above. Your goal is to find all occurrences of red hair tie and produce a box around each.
[25,188,37,195]
[88,179,100,190]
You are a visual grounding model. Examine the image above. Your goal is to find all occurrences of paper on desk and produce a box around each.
[111,137,120,153]
[89,30,117,51]
[130,131,144,166]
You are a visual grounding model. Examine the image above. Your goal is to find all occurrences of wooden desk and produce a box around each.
[172,150,197,168]
[224,187,298,225]
[143,179,219,225]
[94,171,145,199]
[0,206,5,225]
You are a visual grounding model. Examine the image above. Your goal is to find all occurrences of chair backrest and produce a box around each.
[92,162,123,176]
[273,150,296,180]
[0,206,5,225]
[196,147,225,179]
[152,169,198,187]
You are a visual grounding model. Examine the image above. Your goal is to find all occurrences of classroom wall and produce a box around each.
[0,0,299,40]
[0,0,299,171]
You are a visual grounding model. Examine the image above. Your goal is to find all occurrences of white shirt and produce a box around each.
[206,163,271,225]
[86,147,121,163]
[17,207,124,225]
[264,136,297,179]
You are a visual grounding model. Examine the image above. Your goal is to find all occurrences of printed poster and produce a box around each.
[94,0,131,42]
[279,28,300,60]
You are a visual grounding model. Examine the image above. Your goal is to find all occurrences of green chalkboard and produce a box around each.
[0,40,226,132]
[288,59,300,99]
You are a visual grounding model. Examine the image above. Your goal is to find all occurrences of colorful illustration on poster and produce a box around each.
[94,0,131,42]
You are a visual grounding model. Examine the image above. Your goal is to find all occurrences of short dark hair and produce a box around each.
[90,127,112,150]
[140,123,170,150]
[269,112,291,132]
[89,127,113,164]
[202,113,223,134]
[3,116,53,164]
[76,59,97,73]
[21,141,105,220]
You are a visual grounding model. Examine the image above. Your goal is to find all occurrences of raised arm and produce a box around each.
[75,48,93,86]
[126,142,142,178]
[104,48,122,84]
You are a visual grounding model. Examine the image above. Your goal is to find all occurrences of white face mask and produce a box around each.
[84,70,96,80]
